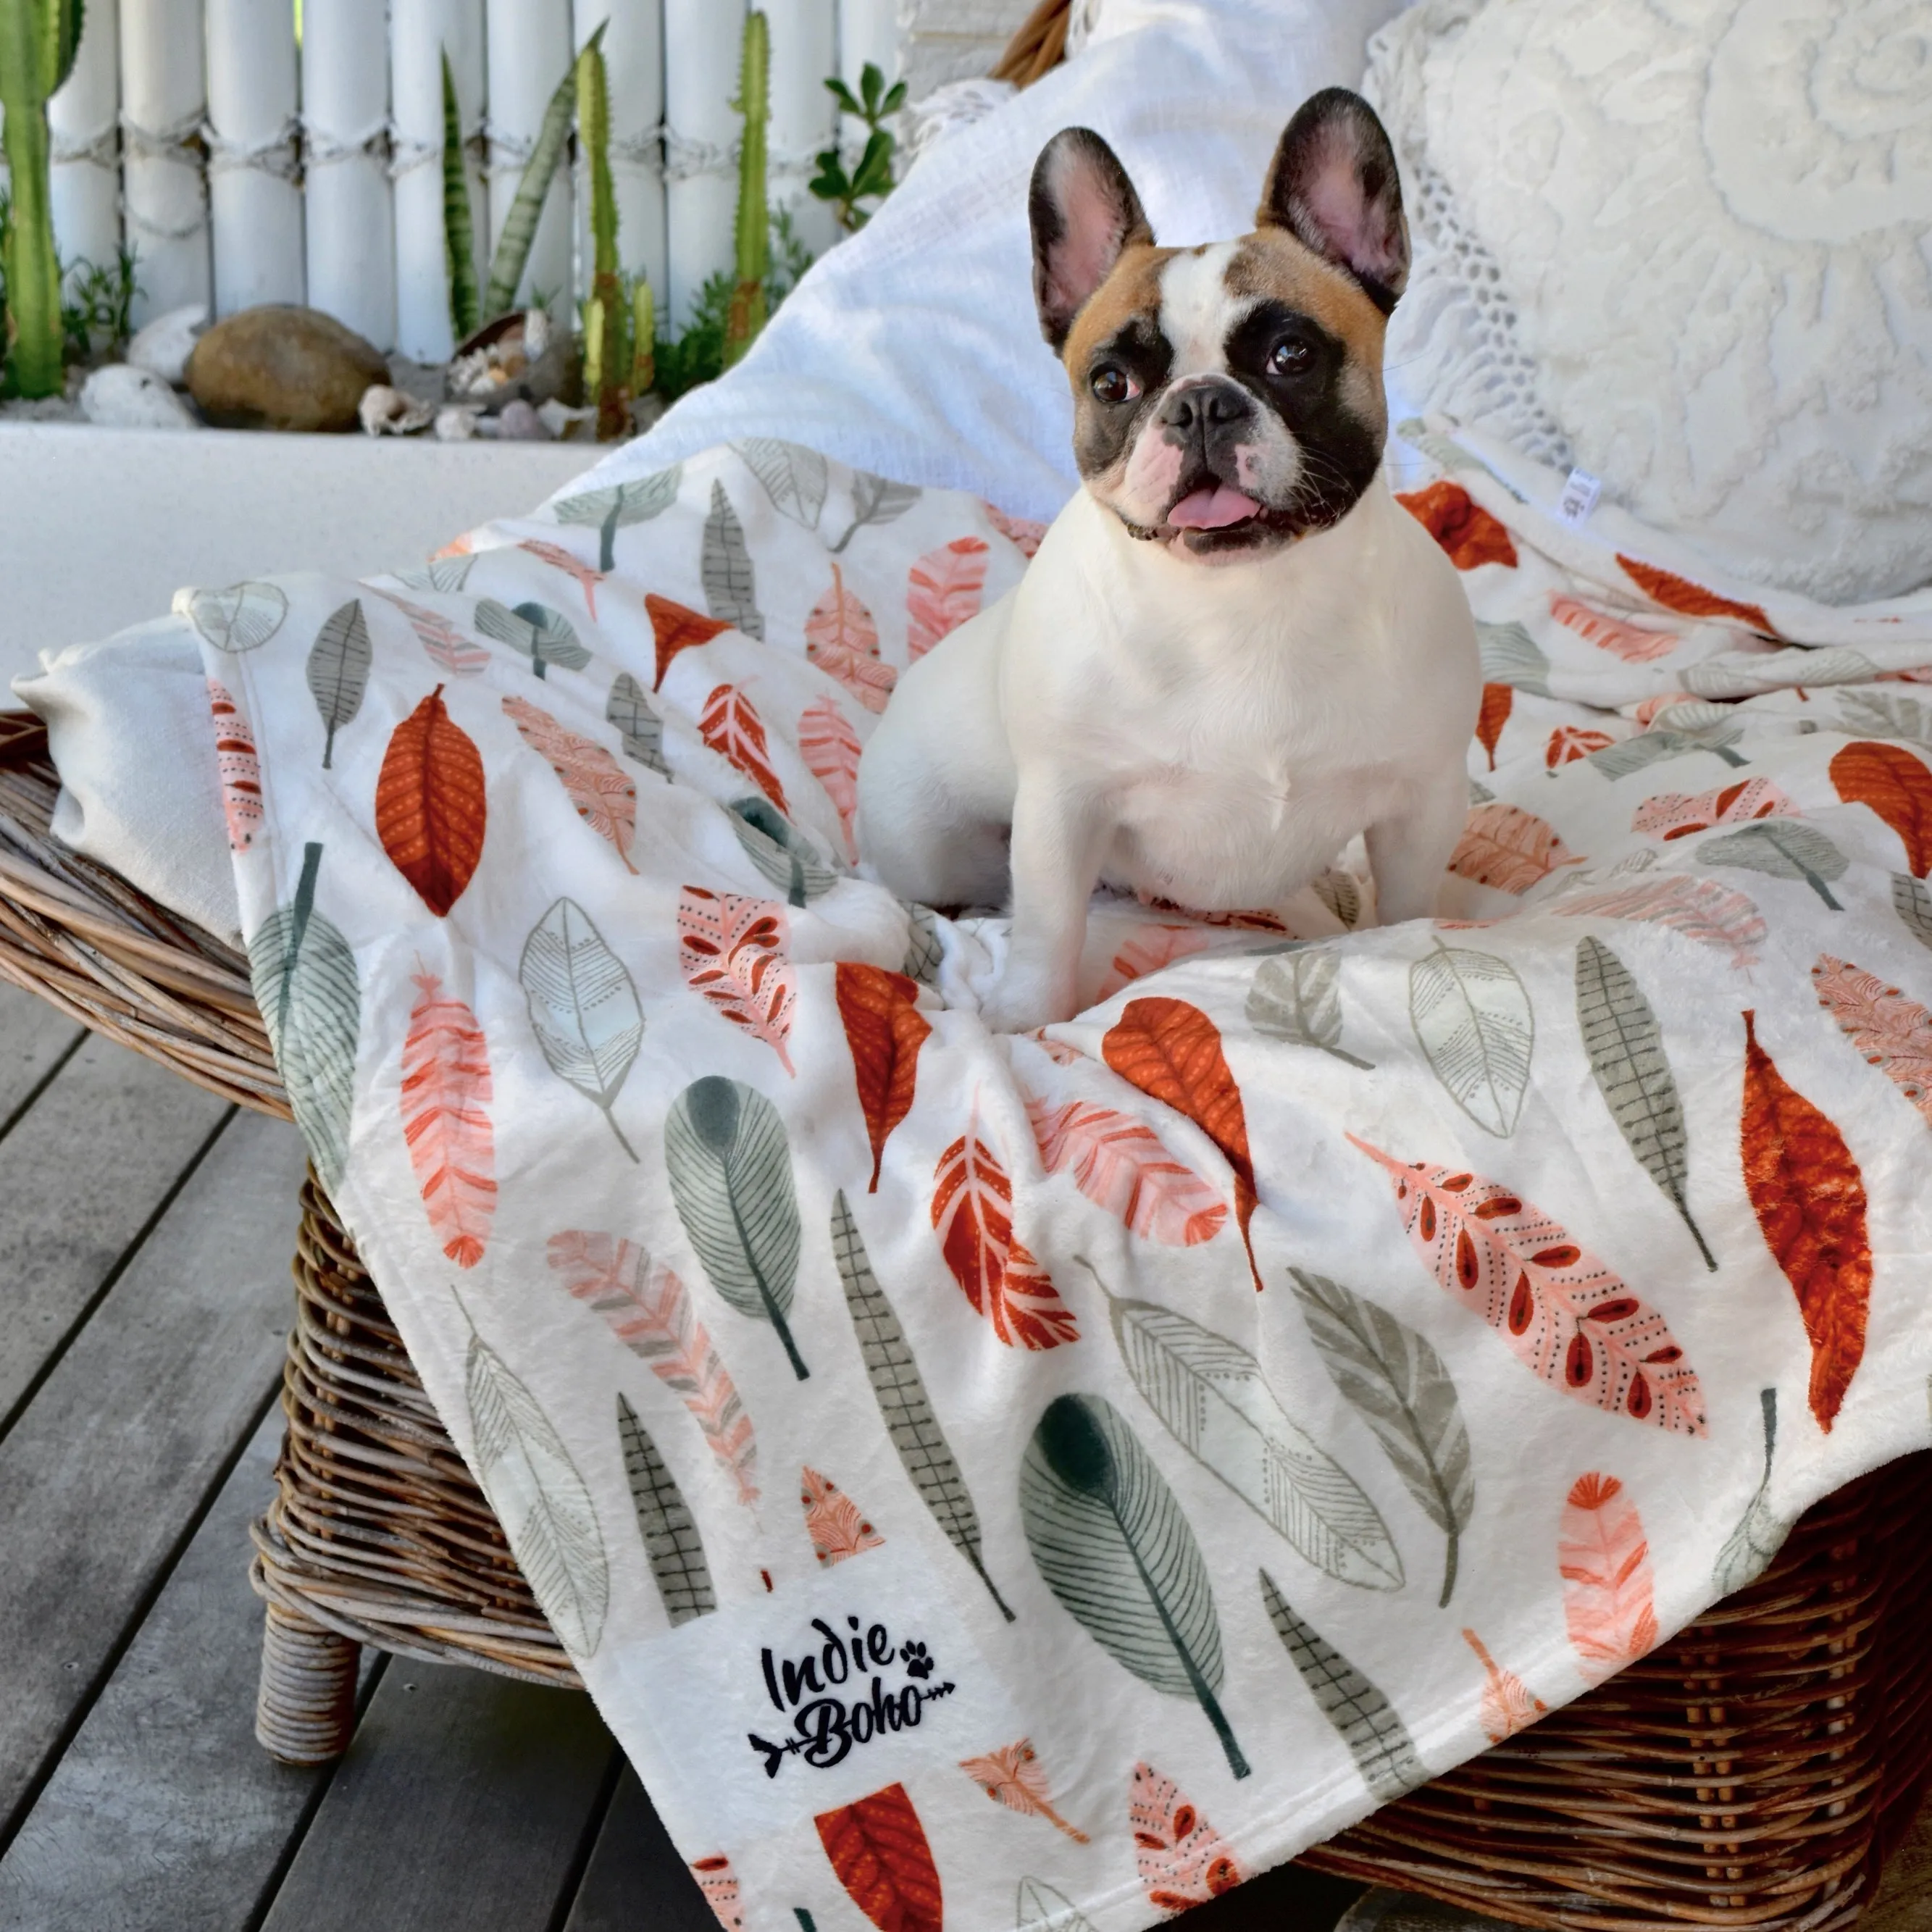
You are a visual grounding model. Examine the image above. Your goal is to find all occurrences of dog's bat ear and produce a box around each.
[1030,127,1154,352]
[1258,88,1409,314]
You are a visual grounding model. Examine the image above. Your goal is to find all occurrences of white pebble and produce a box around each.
[80,364,200,430]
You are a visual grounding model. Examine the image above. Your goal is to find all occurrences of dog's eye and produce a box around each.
[1268,338,1313,376]
[1090,365,1137,404]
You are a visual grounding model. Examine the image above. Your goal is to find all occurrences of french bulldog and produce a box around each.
[856,88,1479,1031]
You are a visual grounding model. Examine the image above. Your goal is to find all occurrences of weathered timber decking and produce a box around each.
[0,978,1925,1932]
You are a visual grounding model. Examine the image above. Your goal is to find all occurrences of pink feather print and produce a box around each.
[1550,593,1681,662]
[677,887,797,1073]
[502,693,639,871]
[1631,778,1794,842]
[799,695,863,858]
[1348,1135,1707,1434]
[372,589,490,674]
[1450,801,1583,892]
[698,682,790,812]
[906,537,989,661]
[1130,1763,1242,1915]
[1554,875,1767,970]
[400,971,496,1268]
[1095,925,1213,1000]
[1560,1471,1657,1681]
[517,537,605,618]
[801,1465,885,1564]
[1812,954,1932,1126]
[206,678,262,851]
[1024,1093,1226,1245]
[806,564,895,714]
[958,1739,1089,1841]
[982,502,1047,557]
[1463,1628,1546,1743]
[546,1229,758,1505]
[689,1856,743,1932]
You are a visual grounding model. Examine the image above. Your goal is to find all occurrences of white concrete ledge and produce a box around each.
[0,424,598,685]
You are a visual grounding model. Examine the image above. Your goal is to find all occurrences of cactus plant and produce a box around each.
[722,9,769,371]
[576,30,633,440]
[0,0,85,397]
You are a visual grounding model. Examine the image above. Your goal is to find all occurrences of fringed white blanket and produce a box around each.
[181,425,1932,1932]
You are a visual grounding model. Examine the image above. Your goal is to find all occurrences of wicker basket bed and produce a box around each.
[0,711,1926,1930]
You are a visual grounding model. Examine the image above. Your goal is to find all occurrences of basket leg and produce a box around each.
[256,1600,359,1765]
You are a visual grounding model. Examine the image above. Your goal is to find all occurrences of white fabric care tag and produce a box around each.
[1556,468,1602,526]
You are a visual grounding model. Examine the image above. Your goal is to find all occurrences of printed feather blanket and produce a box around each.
[179,421,1932,1932]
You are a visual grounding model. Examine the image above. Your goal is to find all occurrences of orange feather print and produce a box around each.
[1130,1762,1243,1915]
[1476,682,1512,770]
[1095,925,1213,1000]
[648,592,729,689]
[375,686,488,916]
[698,682,790,813]
[802,1465,884,1565]
[1617,556,1773,636]
[1450,802,1581,893]
[1831,740,1932,877]
[1550,594,1680,662]
[1463,1628,1546,1742]
[1812,954,1932,1127]
[806,564,895,714]
[959,1739,1089,1841]
[207,678,263,850]
[1740,1009,1871,1431]
[1024,1093,1226,1246]
[502,693,638,871]
[836,963,931,1190]
[1559,1472,1657,1682]
[1349,1136,1706,1434]
[931,1116,1079,1348]
[546,1229,758,1504]
[1546,724,1615,769]
[1102,996,1260,1289]
[814,1784,942,1932]
[1396,481,1517,569]
[400,971,495,1268]
[906,537,990,659]
[677,887,797,1073]
[799,695,863,856]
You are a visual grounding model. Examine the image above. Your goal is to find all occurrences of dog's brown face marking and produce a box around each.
[1031,89,1409,561]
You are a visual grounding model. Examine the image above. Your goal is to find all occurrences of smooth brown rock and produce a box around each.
[185,306,389,432]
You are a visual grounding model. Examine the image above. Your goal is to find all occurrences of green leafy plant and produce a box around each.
[810,62,906,233]
[0,0,85,396]
[722,9,769,370]
[653,206,810,403]
[62,246,139,365]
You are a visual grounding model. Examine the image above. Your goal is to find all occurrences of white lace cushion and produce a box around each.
[1368,0,1932,605]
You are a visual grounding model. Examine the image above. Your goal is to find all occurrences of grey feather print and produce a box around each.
[734,438,829,529]
[1260,1570,1426,1802]
[701,480,764,640]
[1700,821,1848,909]
[390,553,475,593]
[179,580,288,653]
[1247,951,1372,1069]
[553,463,683,572]
[1894,874,1932,954]
[474,598,591,678]
[832,1192,1013,1618]
[1574,936,1715,1269]
[1084,1260,1400,1589]
[1015,1878,1097,1932]
[1714,1389,1790,1597]
[1588,724,1746,779]
[1287,1269,1473,1607]
[730,797,838,905]
[1476,619,1550,696]
[1020,1392,1249,1779]
[1312,870,1363,930]
[518,898,643,1158]
[606,672,669,777]
[618,1391,715,1626]
[463,1316,609,1655]
[1839,690,1932,745]
[901,902,944,987]
[248,842,359,1191]
[666,1076,808,1379]
[1409,939,1534,1136]
[306,600,372,769]
[829,471,921,555]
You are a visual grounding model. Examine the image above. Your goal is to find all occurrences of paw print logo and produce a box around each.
[899,1639,934,1681]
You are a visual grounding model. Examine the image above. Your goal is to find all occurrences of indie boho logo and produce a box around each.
[750,1614,957,1776]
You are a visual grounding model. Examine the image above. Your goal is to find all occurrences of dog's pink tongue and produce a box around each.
[1167,485,1260,530]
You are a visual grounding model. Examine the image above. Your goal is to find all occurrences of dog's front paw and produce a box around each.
[980,965,1074,1034]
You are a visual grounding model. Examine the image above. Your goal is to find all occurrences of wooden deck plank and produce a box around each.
[561,1767,718,1932]
[0,1032,232,1429]
[259,1664,616,1932]
[0,982,82,1133]
[0,1409,343,1932]
[0,1111,309,1839]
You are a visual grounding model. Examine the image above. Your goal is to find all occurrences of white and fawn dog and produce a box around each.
[857,88,1479,1031]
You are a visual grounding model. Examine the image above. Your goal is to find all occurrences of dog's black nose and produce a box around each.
[1158,379,1255,432]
